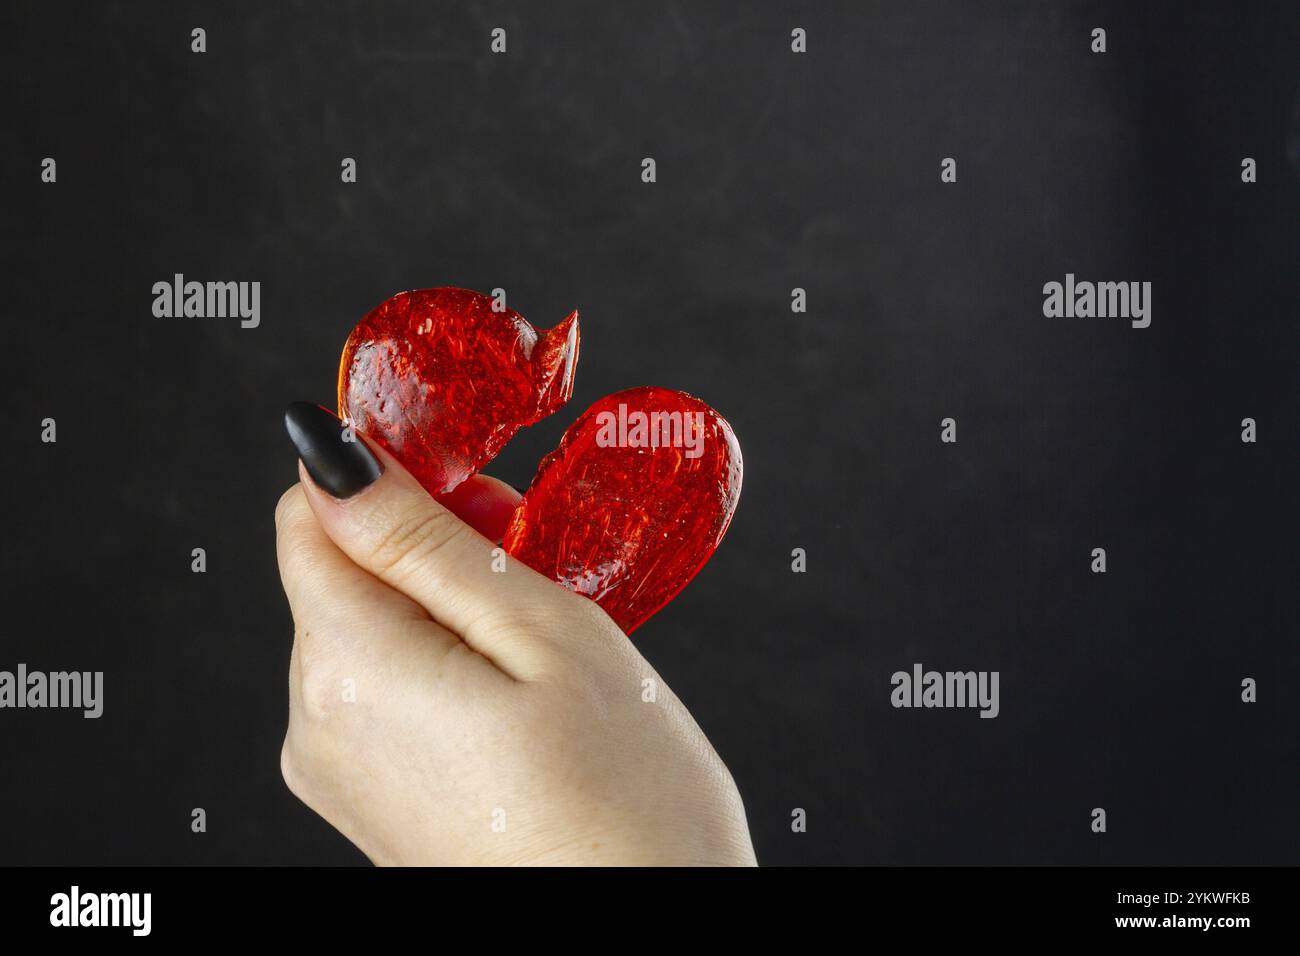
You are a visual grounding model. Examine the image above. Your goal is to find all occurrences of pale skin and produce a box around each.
[274,439,756,866]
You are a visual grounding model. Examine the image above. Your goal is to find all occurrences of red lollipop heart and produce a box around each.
[504,387,743,634]
[338,288,578,495]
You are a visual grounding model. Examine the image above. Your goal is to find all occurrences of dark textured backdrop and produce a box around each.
[3,1,1297,865]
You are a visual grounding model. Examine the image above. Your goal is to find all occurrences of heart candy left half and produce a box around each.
[338,287,579,495]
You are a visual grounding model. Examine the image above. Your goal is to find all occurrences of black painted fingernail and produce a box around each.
[284,402,382,499]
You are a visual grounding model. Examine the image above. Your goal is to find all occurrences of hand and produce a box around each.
[274,403,756,866]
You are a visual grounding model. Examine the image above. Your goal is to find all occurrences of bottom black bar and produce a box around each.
[1,866,1287,941]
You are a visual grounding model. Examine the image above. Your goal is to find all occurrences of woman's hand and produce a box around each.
[274,402,756,866]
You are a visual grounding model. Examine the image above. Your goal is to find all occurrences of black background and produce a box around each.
[3,1,1297,866]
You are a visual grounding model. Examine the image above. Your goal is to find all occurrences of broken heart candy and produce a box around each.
[337,288,579,495]
[335,290,738,633]
[503,386,742,634]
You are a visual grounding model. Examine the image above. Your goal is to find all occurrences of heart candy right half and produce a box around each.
[504,386,743,634]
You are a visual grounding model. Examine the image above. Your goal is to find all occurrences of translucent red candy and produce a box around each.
[504,387,742,634]
[338,288,578,495]
[337,288,742,634]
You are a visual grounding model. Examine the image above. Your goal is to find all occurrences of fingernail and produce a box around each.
[284,402,383,499]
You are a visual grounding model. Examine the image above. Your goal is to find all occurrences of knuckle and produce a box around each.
[294,631,345,721]
[299,669,343,723]
[368,504,464,577]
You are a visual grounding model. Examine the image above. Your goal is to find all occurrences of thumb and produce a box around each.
[283,402,591,678]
